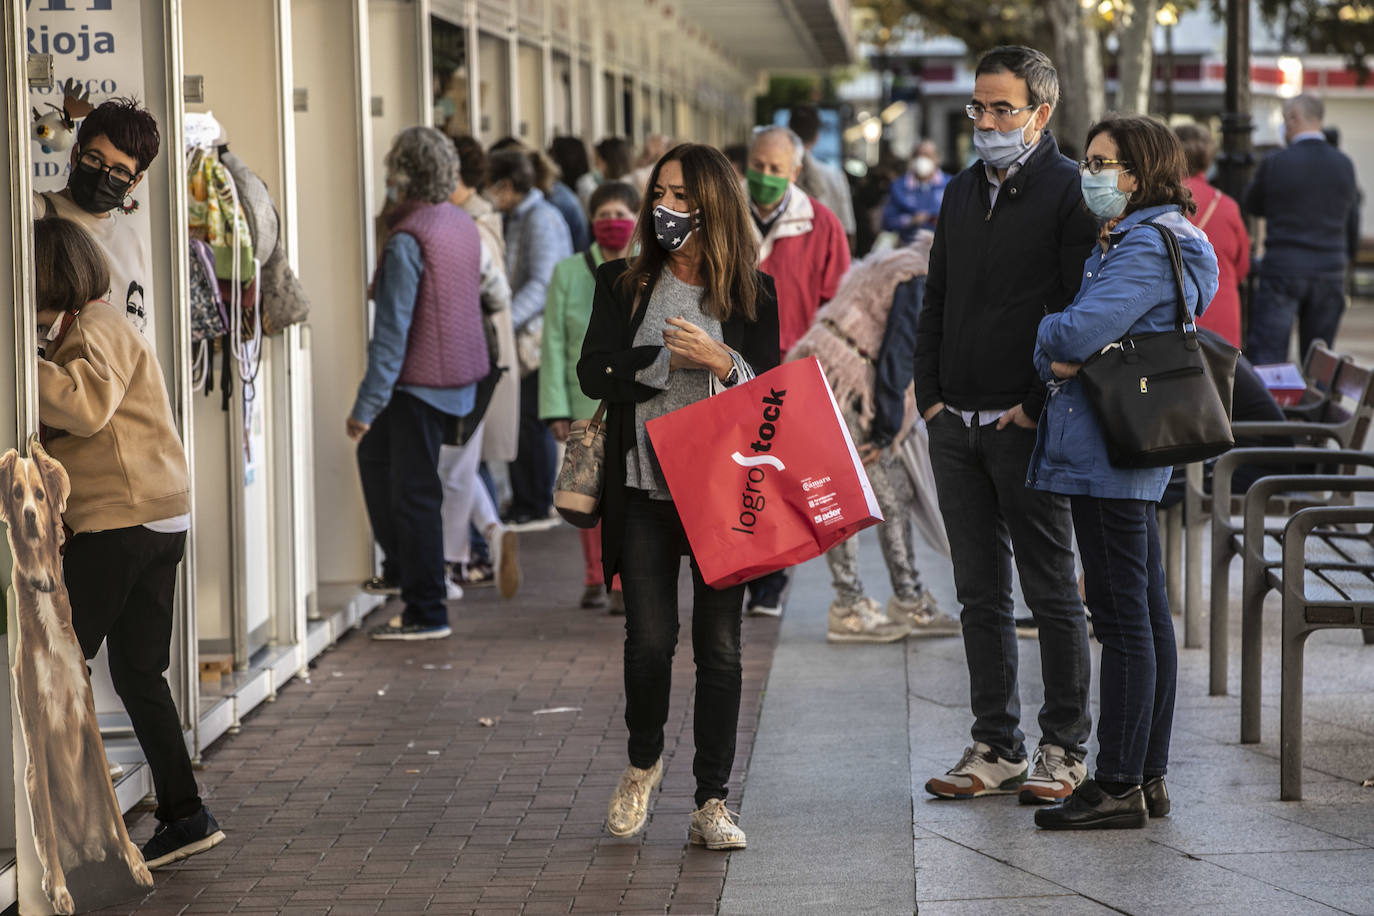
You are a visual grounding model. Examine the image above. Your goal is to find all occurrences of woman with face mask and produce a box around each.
[882,140,948,245]
[539,180,641,613]
[1027,116,1219,831]
[576,144,779,851]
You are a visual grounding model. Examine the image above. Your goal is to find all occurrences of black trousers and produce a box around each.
[65,525,201,823]
[620,491,746,807]
[508,370,557,519]
[357,391,450,628]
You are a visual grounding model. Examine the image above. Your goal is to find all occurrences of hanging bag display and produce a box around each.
[1077,221,1238,469]
[647,356,883,589]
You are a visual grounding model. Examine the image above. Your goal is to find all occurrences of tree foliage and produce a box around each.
[1256,0,1374,75]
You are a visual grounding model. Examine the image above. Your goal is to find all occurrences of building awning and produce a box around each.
[690,0,855,70]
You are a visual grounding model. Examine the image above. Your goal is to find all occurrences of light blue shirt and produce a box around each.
[351,233,476,426]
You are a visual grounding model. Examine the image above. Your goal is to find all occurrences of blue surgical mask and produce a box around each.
[972,118,1038,169]
[1081,170,1129,219]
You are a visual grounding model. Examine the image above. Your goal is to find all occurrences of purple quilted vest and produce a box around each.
[392,201,489,388]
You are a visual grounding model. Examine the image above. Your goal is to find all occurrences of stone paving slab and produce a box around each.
[93,526,780,915]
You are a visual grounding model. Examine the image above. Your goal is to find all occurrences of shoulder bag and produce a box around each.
[1077,221,1238,469]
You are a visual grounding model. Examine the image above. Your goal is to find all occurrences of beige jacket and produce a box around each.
[460,193,520,463]
[38,300,190,533]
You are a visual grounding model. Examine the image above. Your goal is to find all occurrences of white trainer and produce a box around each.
[888,593,961,638]
[689,798,746,850]
[925,742,1028,799]
[1018,743,1087,805]
[827,596,911,644]
[606,759,662,837]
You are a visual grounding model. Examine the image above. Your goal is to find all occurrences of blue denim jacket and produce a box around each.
[1028,206,1220,501]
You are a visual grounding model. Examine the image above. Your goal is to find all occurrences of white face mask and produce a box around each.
[911,155,936,179]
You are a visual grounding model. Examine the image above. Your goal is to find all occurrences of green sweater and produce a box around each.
[539,243,605,421]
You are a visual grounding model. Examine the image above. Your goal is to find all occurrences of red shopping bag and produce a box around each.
[646,356,883,588]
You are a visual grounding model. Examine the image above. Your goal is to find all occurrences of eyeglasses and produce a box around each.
[78,150,136,186]
[1078,157,1132,175]
[964,103,1036,124]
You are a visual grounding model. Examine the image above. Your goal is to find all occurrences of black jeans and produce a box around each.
[65,525,201,823]
[620,490,746,807]
[926,410,1092,760]
[1071,496,1176,785]
[508,370,557,519]
[1246,272,1347,365]
[358,391,450,628]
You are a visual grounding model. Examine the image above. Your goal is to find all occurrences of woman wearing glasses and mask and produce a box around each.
[33,98,161,338]
[578,143,779,850]
[1028,115,1219,830]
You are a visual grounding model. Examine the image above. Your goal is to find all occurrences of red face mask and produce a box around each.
[592,218,636,251]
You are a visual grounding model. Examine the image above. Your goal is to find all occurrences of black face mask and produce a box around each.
[68,161,134,214]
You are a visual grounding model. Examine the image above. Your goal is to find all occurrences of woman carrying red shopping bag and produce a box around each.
[576,144,779,850]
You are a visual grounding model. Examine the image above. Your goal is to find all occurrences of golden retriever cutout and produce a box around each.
[0,444,153,914]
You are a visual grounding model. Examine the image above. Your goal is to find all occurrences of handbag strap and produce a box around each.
[1193,188,1222,232]
[1139,221,1197,334]
[584,282,646,443]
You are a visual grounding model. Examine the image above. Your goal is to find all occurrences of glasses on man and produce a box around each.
[964,103,1036,124]
[78,150,136,186]
[1078,157,1132,176]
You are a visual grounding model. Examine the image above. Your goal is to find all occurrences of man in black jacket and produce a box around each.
[915,46,1099,807]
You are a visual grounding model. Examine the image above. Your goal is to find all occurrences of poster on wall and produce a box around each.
[2,445,151,914]
[28,0,157,343]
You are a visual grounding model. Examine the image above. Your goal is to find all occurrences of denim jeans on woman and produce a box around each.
[925,410,1092,761]
[620,490,746,807]
[1071,496,1176,785]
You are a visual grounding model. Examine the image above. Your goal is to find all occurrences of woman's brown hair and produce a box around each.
[33,217,109,313]
[1172,122,1216,178]
[619,143,761,322]
[1086,114,1197,217]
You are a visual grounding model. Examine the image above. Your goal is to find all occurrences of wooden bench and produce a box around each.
[1278,502,1374,799]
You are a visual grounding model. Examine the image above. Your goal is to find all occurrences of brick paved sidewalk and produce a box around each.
[97,527,781,916]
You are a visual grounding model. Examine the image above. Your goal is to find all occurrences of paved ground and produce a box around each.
[95,529,781,915]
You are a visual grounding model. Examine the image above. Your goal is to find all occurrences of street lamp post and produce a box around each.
[1216,0,1254,204]
[1157,4,1178,118]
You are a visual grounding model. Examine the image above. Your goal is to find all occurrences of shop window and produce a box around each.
[431,15,470,137]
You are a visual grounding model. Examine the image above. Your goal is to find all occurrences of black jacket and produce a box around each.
[914,131,1098,419]
[577,259,780,584]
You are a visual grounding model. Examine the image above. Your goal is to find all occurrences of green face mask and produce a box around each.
[746,168,789,207]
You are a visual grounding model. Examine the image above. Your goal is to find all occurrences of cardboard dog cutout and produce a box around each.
[0,444,151,914]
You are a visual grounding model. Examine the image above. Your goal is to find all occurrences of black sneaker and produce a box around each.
[142,806,225,869]
[369,616,451,641]
[361,576,400,596]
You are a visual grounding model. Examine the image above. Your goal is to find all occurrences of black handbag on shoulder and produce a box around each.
[1077,221,1238,469]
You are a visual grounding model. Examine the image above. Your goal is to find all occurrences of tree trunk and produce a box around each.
[1046,0,1106,156]
[1115,0,1160,114]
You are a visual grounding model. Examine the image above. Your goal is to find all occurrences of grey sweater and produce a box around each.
[627,269,723,499]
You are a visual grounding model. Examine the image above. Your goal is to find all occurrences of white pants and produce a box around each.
[438,422,501,563]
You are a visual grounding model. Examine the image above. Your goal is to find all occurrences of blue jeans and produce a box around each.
[1246,272,1346,366]
[925,410,1091,761]
[357,391,450,628]
[620,490,746,807]
[1071,496,1176,785]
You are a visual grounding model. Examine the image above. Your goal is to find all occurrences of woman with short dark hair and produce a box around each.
[578,144,779,850]
[1174,122,1250,348]
[1029,115,1220,830]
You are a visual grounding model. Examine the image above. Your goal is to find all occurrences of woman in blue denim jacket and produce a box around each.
[1028,116,1219,831]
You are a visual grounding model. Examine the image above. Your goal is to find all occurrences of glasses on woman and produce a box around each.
[1079,157,1132,176]
[964,103,1036,123]
[78,150,136,186]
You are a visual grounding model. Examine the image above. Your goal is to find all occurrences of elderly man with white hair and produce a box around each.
[1243,92,1360,363]
[741,124,851,617]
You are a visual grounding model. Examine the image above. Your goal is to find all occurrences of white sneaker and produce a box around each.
[827,596,911,644]
[888,593,961,638]
[925,742,1028,799]
[606,759,662,837]
[445,577,464,601]
[1018,743,1087,805]
[688,798,746,850]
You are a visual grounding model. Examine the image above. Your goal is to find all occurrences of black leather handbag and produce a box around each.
[1077,221,1238,469]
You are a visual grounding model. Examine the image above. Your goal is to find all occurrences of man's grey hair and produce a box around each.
[975,46,1061,110]
[750,125,805,168]
[1285,93,1324,125]
[385,126,459,203]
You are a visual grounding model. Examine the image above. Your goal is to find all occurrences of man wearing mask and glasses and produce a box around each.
[33,98,160,340]
[915,46,1099,811]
